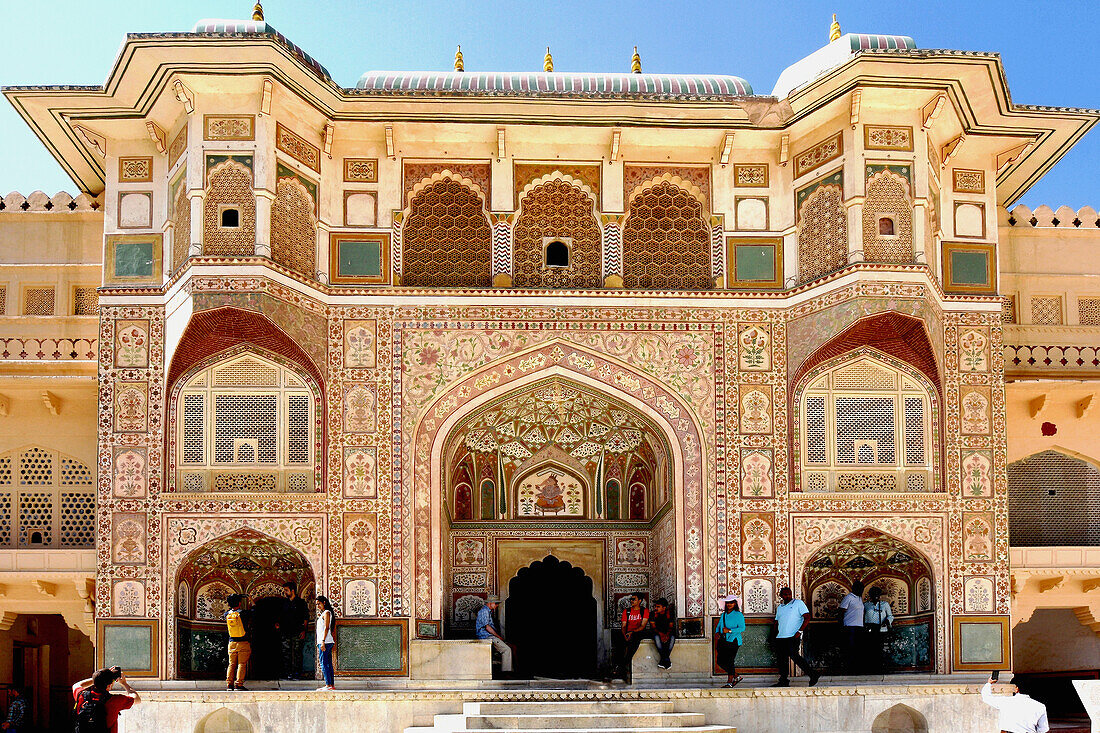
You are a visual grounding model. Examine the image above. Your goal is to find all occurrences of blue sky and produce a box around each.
[1,0,1096,208]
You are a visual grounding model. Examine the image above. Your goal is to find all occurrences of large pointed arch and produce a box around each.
[409,339,709,620]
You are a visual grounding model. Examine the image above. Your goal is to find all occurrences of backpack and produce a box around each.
[73,687,107,733]
[226,609,246,638]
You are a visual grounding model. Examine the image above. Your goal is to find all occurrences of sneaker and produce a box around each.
[235,685,249,692]
[317,686,330,691]
[226,684,234,691]
[772,680,790,687]
[808,673,820,687]
[326,686,336,691]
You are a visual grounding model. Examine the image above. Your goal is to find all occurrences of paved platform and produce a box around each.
[118,676,1004,733]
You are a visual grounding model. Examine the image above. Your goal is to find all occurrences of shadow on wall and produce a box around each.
[871,704,928,733]
[195,707,253,733]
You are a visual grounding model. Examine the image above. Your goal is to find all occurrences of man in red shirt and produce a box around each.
[613,594,650,683]
[71,666,140,733]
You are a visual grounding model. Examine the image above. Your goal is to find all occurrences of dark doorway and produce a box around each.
[506,555,597,678]
[249,596,285,679]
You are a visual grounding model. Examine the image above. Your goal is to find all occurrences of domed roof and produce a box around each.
[772,32,916,99]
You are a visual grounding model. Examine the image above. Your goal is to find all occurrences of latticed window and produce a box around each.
[0,446,94,548]
[800,356,933,493]
[176,353,316,493]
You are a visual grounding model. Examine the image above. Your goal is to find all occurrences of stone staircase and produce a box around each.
[406,699,736,733]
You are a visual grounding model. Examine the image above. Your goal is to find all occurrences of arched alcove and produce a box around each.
[1008,450,1100,545]
[871,704,928,733]
[175,529,315,679]
[195,707,253,733]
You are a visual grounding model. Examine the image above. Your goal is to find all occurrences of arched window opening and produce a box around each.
[220,207,240,228]
[545,239,570,268]
[175,352,318,493]
[1008,450,1100,545]
[799,355,934,493]
[0,446,95,549]
[878,216,895,236]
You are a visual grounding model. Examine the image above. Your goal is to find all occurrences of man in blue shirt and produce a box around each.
[475,595,514,676]
[773,586,820,687]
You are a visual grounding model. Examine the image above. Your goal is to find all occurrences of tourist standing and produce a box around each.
[772,586,820,687]
[838,580,865,673]
[714,595,745,687]
[279,582,309,680]
[72,667,140,733]
[980,676,1049,733]
[863,586,894,674]
[614,594,650,683]
[224,594,252,691]
[315,595,336,691]
[650,597,677,669]
[475,596,514,676]
[1,688,25,733]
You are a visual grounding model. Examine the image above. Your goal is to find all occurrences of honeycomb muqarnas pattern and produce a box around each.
[513,179,602,289]
[272,177,317,279]
[403,178,492,288]
[798,184,847,283]
[622,182,711,290]
[203,161,256,257]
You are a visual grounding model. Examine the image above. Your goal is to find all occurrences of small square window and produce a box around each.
[544,239,570,268]
[878,217,896,236]
[220,207,240,228]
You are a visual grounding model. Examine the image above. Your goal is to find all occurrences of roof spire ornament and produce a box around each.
[454,45,464,72]
[631,46,642,74]
[252,2,264,21]
[829,13,841,42]
[543,47,554,73]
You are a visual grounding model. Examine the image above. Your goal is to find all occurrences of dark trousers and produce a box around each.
[775,635,816,682]
[281,633,303,678]
[716,637,740,678]
[866,630,887,674]
[842,625,862,673]
[612,630,643,679]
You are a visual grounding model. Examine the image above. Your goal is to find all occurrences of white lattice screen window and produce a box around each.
[176,352,316,493]
[0,446,95,548]
[1030,296,1063,325]
[1078,297,1100,326]
[800,356,933,493]
[22,287,54,316]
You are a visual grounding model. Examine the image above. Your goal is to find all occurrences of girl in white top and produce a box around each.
[315,595,336,690]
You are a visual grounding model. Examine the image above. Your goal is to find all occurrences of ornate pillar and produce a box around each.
[391,210,403,286]
[187,191,203,257]
[491,213,513,288]
[602,214,623,288]
[711,214,725,288]
[254,189,274,258]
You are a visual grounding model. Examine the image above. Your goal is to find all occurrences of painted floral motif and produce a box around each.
[343,447,377,498]
[738,325,770,371]
[454,538,486,566]
[113,580,144,617]
[958,328,989,372]
[345,578,377,616]
[113,382,148,432]
[615,538,647,566]
[916,577,932,612]
[961,390,990,434]
[345,321,377,369]
[964,576,994,612]
[113,448,147,498]
[178,581,189,617]
[739,388,771,433]
[112,515,146,565]
[744,578,774,614]
[961,450,993,497]
[740,449,773,497]
[115,320,149,368]
[195,581,233,620]
[344,514,378,564]
[963,514,993,562]
[741,513,774,562]
[343,384,377,433]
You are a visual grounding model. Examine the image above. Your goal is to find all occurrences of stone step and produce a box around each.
[464,712,706,729]
[422,728,735,733]
[465,701,675,715]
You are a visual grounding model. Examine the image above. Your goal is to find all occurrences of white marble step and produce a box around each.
[465,701,675,715]
[408,729,734,733]
[464,712,707,729]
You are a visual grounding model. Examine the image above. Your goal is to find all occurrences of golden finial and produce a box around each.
[454,45,464,72]
[829,13,842,42]
[252,2,264,21]
[543,47,554,73]
[631,46,642,74]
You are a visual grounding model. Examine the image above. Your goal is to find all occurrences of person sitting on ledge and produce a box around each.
[650,597,676,670]
[476,595,514,677]
[981,675,1049,733]
[613,594,650,683]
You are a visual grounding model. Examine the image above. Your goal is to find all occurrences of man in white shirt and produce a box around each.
[980,676,1049,733]
[772,586,820,687]
[863,586,895,674]
[837,580,864,673]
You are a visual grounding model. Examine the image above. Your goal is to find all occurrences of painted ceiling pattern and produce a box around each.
[459,379,661,462]
[178,529,312,586]
[803,527,931,591]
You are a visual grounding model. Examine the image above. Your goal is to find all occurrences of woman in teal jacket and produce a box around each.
[715,595,746,687]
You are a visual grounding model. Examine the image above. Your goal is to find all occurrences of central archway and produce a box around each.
[506,555,597,678]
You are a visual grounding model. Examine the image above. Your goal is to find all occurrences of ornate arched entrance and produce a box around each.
[801,528,935,673]
[174,529,316,679]
[433,370,690,675]
[505,555,598,678]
